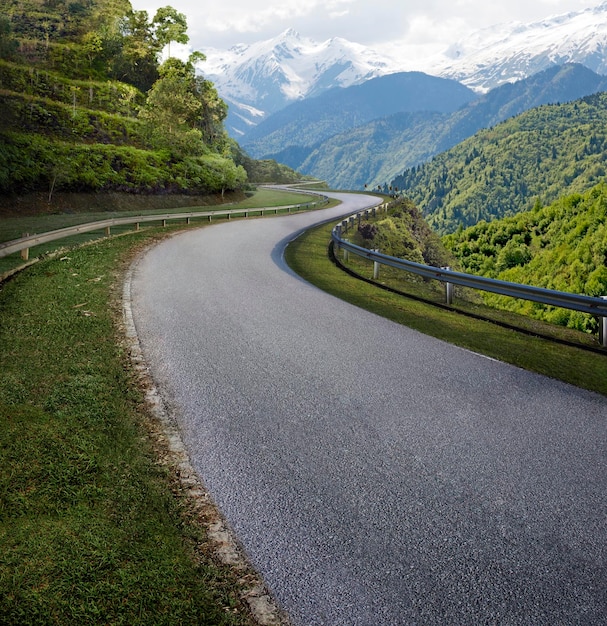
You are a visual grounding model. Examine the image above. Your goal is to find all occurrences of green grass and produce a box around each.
[285,221,607,396]
[0,221,278,623]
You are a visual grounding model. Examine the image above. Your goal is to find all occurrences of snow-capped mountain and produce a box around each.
[200,29,395,137]
[200,3,607,138]
[426,2,607,92]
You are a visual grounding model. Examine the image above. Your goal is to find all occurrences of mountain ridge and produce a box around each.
[259,63,607,190]
[434,1,607,91]
[391,90,607,235]
[242,71,476,158]
[200,4,607,138]
[201,28,391,137]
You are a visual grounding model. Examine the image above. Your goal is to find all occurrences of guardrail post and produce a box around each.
[186,217,191,225]
[600,297,607,348]
[20,233,29,260]
[105,226,111,236]
[343,239,349,262]
[373,250,380,280]
[162,219,167,227]
[135,223,140,231]
[442,267,454,305]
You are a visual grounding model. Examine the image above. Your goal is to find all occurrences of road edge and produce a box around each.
[121,252,291,626]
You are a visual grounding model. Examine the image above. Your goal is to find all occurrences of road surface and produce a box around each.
[129,192,607,625]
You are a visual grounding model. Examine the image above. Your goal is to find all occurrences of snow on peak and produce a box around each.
[201,28,393,114]
[202,3,607,136]
[420,2,607,90]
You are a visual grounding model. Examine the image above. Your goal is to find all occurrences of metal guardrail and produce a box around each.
[0,192,329,260]
[332,204,607,346]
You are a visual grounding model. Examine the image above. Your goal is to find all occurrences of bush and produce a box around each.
[0,132,247,195]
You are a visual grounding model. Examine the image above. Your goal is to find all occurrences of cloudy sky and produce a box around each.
[130,0,604,54]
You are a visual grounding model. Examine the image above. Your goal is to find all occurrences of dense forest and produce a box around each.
[0,0,302,200]
[442,183,607,332]
[391,92,607,235]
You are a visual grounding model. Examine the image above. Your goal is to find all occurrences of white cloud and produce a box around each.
[130,0,603,51]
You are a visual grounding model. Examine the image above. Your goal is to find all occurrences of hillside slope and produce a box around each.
[391,90,607,234]
[0,0,249,200]
[241,71,476,159]
[284,63,607,190]
[442,183,607,332]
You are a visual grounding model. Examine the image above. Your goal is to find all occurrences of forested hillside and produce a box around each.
[391,91,607,235]
[259,63,607,191]
[0,0,300,201]
[442,183,607,332]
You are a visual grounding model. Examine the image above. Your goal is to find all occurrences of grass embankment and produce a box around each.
[285,221,607,396]
[0,227,262,624]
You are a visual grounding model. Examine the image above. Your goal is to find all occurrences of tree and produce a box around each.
[193,73,228,151]
[0,16,18,60]
[139,58,203,157]
[111,10,160,91]
[152,6,188,57]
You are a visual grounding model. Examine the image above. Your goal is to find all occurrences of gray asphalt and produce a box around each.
[129,192,607,625]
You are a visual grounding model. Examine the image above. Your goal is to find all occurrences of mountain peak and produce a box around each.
[279,28,302,40]
[424,2,607,91]
[202,30,394,135]
[202,3,607,136]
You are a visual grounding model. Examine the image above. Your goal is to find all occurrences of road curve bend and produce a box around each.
[129,192,607,625]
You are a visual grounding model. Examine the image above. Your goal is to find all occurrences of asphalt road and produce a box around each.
[129,192,607,625]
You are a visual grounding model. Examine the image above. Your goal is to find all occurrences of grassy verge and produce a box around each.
[285,221,607,396]
[0,227,262,624]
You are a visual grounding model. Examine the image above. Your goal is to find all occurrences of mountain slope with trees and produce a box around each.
[286,63,607,190]
[391,90,607,234]
[442,183,607,333]
[0,0,251,200]
[241,71,476,159]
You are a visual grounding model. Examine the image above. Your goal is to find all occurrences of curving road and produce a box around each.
[130,192,607,625]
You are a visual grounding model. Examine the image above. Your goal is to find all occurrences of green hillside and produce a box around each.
[264,64,607,192]
[442,183,607,332]
[347,196,455,268]
[0,0,250,198]
[392,91,607,234]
